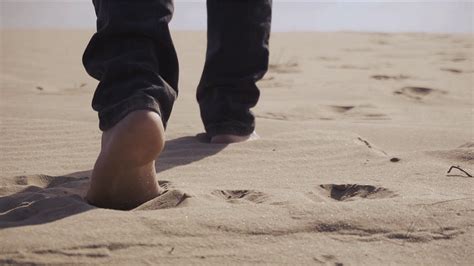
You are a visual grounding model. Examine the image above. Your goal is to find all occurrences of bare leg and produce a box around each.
[86,110,165,210]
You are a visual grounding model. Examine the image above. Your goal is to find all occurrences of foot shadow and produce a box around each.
[0,175,93,229]
[0,134,226,229]
[156,133,227,173]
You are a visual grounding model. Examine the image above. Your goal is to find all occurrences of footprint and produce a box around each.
[440,68,463,74]
[13,174,88,188]
[343,48,373,52]
[329,105,355,113]
[319,184,396,201]
[212,190,268,204]
[371,74,410,81]
[313,254,343,265]
[262,76,275,81]
[458,142,474,149]
[316,56,339,61]
[255,112,290,121]
[372,39,389,45]
[450,58,467,62]
[259,75,293,89]
[328,64,370,70]
[394,86,447,100]
[256,104,388,121]
[330,105,389,121]
[0,195,91,228]
[1,174,184,222]
[268,61,299,74]
[34,84,89,95]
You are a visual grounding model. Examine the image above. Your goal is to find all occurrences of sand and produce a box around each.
[0,30,473,265]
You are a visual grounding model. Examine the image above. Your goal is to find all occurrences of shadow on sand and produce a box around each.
[0,134,226,229]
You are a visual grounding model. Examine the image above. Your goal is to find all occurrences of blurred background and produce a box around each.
[1,0,472,33]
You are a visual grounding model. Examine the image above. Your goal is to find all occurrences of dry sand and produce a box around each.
[0,30,473,265]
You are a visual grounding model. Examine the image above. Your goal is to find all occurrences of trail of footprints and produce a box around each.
[212,184,395,205]
[256,104,389,122]
[2,174,396,212]
[394,86,448,101]
[2,175,466,245]
[370,74,450,101]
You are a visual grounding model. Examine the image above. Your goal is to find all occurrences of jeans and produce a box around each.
[83,0,272,137]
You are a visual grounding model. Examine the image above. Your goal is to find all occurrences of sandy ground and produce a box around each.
[0,30,473,265]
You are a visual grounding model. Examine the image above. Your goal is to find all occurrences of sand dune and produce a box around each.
[0,30,473,264]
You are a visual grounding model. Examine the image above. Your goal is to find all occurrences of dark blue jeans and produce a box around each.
[83,0,272,137]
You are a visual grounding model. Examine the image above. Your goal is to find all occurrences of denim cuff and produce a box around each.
[98,93,163,131]
[205,121,255,138]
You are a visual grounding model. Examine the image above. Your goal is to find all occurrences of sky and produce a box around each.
[0,0,472,33]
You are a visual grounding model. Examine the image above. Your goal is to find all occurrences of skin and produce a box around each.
[86,110,257,210]
[86,111,165,210]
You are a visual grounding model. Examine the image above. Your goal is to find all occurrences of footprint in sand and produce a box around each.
[315,56,340,62]
[372,39,390,45]
[318,184,396,202]
[313,254,343,265]
[394,86,447,101]
[0,174,91,228]
[327,64,370,70]
[328,105,354,113]
[212,190,269,204]
[458,142,474,149]
[343,48,373,52]
[449,58,467,62]
[256,104,389,122]
[268,60,299,74]
[0,174,188,228]
[259,75,293,89]
[329,105,389,121]
[440,68,463,74]
[255,112,292,121]
[371,74,410,81]
[34,82,89,95]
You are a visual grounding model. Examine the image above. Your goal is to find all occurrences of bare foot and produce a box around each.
[210,131,259,144]
[86,110,165,210]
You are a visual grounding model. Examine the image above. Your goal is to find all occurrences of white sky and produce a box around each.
[0,0,472,33]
